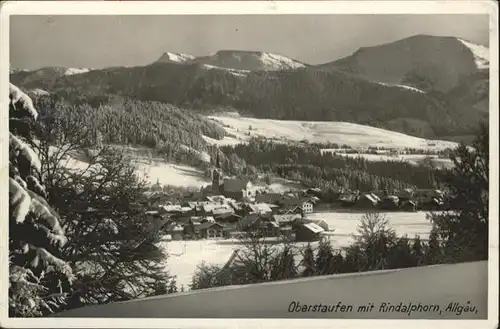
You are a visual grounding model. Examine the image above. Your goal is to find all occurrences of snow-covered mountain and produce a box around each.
[156,52,196,64]
[319,35,489,92]
[457,38,490,69]
[196,50,307,71]
[64,68,93,76]
[154,50,306,72]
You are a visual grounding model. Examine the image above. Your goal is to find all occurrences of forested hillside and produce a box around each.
[11,63,485,141]
[221,139,441,195]
[32,95,227,167]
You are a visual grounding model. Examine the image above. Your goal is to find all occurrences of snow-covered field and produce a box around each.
[320,152,455,168]
[163,211,434,290]
[203,64,250,78]
[206,113,459,150]
[136,160,209,188]
[64,68,92,75]
[52,146,210,189]
[375,81,426,93]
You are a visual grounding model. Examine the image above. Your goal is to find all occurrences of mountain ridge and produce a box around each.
[10,34,489,143]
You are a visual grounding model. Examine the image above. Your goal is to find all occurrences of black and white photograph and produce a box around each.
[1,1,498,328]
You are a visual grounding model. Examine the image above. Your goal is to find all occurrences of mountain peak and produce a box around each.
[154,49,306,72]
[321,34,489,92]
[157,52,195,63]
[197,50,306,71]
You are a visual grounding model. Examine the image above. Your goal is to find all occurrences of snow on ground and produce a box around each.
[163,211,434,290]
[136,160,210,189]
[50,145,209,189]
[202,135,245,146]
[207,113,459,150]
[308,211,434,246]
[163,52,195,63]
[64,68,92,76]
[457,38,490,69]
[159,239,233,290]
[203,64,250,77]
[259,52,306,70]
[29,88,50,96]
[376,81,426,93]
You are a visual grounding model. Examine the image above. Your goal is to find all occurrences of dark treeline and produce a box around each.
[221,139,440,192]
[190,214,446,290]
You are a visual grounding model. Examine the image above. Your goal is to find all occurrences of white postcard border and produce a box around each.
[0,1,498,329]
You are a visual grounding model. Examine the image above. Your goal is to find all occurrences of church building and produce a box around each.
[210,154,254,201]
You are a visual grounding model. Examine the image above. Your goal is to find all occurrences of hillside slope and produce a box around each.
[207,113,459,150]
[319,35,489,93]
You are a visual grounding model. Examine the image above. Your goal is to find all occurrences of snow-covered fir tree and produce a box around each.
[9,83,73,317]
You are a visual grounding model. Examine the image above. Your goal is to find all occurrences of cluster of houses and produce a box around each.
[335,188,447,211]
[141,160,330,242]
[142,193,329,242]
[140,157,447,243]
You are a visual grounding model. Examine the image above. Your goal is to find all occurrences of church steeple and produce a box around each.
[212,152,223,194]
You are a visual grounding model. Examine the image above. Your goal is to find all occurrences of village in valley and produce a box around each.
[141,153,448,244]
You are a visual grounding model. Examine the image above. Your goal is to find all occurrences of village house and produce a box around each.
[378,195,400,210]
[255,192,284,205]
[304,188,322,198]
[199,216,215,223]
[238,213,262,232]
[222,222,242,239]
[400,200,417,212]
[212,205,235,217]
[395,188,414,202]
[338,190,360,207]
[262,221,281,237]
[197,221,226,239]
[311,219,330,231]
[295,222,325,242]
[357,193,380,208]
[214,212,241,223]
[159,204,184,214]
[165,223,184,241]
[279,197,315,214]
[243,203,274,218]
[272,214,302,227]
[205,195,227,204]
[413,189,444,206]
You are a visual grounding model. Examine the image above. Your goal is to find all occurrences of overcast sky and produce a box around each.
[10,14,489,69]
